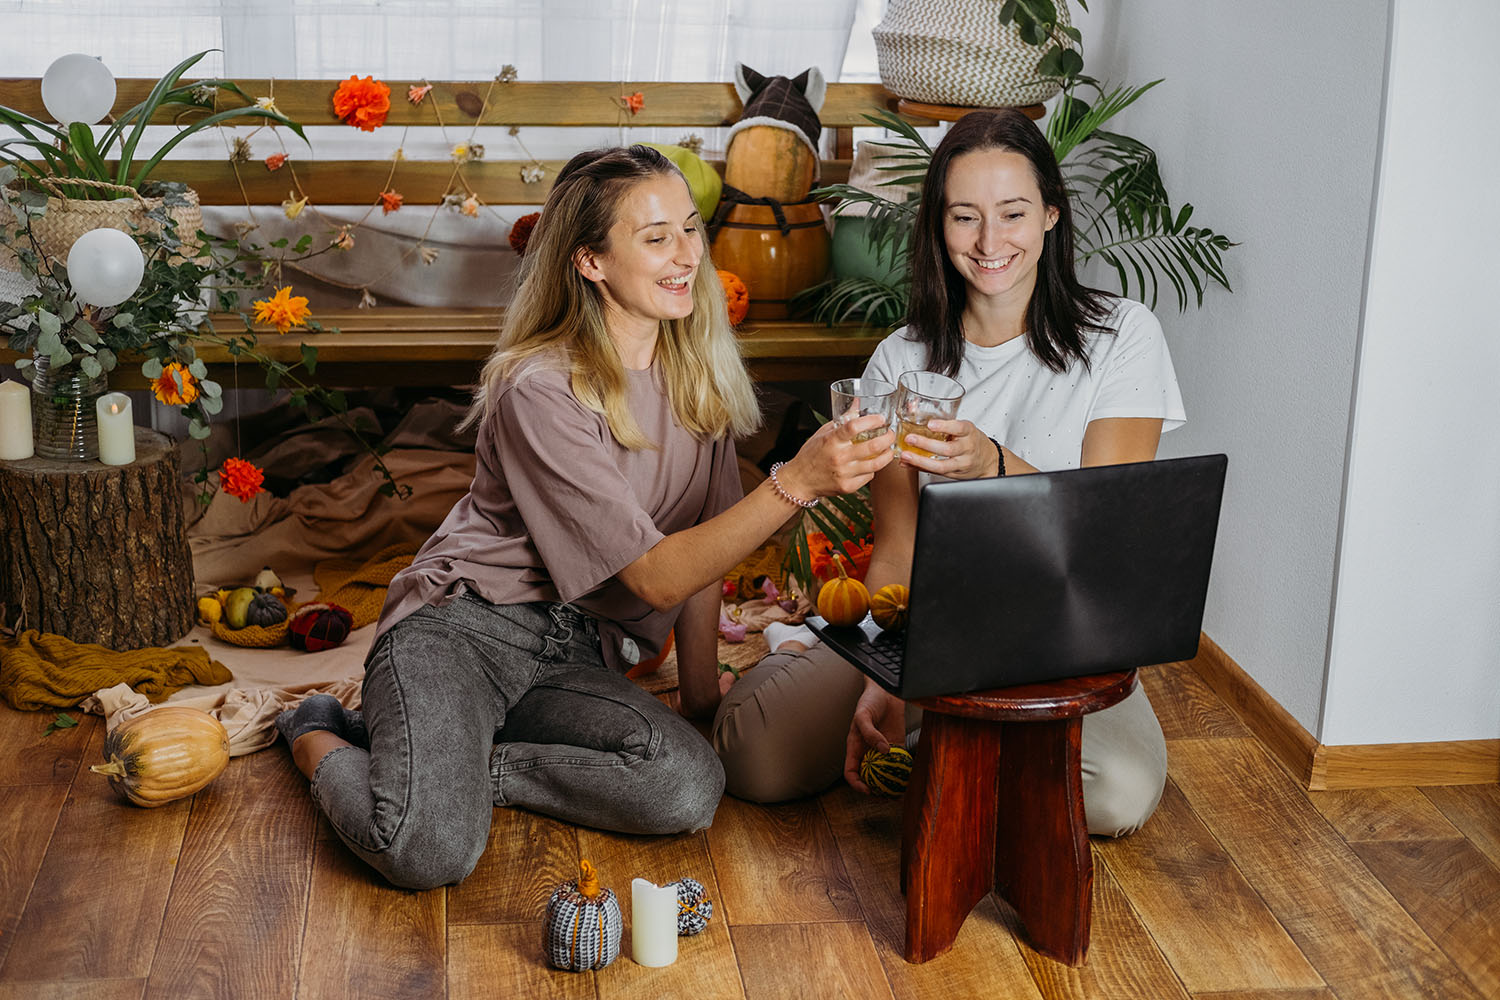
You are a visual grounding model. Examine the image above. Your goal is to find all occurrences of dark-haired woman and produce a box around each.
[713,109,1184,837]
[275,145,893,889]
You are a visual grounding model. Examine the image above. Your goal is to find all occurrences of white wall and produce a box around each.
[1072,2,1390,736]
[1321,0,1500,745]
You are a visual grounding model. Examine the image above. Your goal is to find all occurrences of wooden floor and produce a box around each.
[2,661,1497,1000]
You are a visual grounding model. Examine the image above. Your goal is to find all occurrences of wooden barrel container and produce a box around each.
[724,125,817,203]
[711,202,830,321]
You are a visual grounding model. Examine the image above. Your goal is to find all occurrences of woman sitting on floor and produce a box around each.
[712,109,1186,837]
[276,144,894,890]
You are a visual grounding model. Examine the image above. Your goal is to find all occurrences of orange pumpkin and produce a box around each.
[718,269,750,326]
[870,584,909,631]
[817,555,870,627]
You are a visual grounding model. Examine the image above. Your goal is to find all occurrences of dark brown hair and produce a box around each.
[906,109,1111,376]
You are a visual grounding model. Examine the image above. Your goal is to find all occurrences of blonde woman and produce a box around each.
[274,145,893,890]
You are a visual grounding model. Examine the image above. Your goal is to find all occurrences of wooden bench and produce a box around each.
[0,78,924,387]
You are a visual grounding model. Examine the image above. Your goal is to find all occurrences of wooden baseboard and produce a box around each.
[1186,634,1500,790]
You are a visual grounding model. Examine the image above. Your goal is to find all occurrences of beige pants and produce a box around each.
[710,639,1168,838]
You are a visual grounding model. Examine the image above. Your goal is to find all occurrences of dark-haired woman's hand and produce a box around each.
[775,414,895,501]
[897,418,1001,479]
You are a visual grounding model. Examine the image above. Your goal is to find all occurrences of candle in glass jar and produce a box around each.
[630,878,679,967]
[0,379,33,460]
[96,391,135,466]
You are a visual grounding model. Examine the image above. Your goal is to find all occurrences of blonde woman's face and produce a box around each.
[942,148,1059,310]
[575,174,703,340]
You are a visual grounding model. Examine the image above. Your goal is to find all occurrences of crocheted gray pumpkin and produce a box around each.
[543,860,622,971]
[671,877,713,936]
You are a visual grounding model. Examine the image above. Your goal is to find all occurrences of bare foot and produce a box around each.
[718,668,738,697]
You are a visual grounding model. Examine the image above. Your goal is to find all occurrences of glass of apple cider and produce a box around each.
[894,371,965,458]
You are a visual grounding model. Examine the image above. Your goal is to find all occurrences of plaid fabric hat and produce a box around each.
[726,63,827,162]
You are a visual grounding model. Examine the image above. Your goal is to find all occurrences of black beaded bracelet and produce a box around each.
[986,436,1006,477]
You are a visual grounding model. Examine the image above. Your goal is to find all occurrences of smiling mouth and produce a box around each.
[658,274,692,290]
[973,254,1017,271]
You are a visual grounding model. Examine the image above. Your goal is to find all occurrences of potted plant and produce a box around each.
[0,49,306,268]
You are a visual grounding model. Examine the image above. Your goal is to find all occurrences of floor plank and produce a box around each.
[0,982,145,1000]
[1140,664,1250,742]
[0,722,189,983]
[296,838,446,1000]
[1169,738,1483,1000]
[1095,780,1321,993]
[1350,837,1500,998]
[732,923,894,1000]
[1307,785,1462,842]
[1422,783,1500,871]
[144,750,319,1000]
[578,826,744,1000]
[0,783,68,971]
[448,924,597,1000]
[707,794,861,925]
[819,787,1043,1000]
[1012,860,1191,1000]
[1191,990,1337,1000]
[448,806,579,924]
[0,705,99,785]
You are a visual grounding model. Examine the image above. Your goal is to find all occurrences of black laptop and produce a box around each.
[807,454,1228,700]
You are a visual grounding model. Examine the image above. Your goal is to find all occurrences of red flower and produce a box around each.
[332,75,392,131]
[264,153,287,171]
[809,531,873,583]
[379,189,403,214]
[508,211,540,256]
[220,457,265,502]
[620,91,645,115]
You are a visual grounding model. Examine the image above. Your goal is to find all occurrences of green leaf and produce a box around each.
[111,312,135,328]
[79,355,102,378]
[141,356,164,379]
[264,367,281,391]
[200,394,223,415]
[43,712,78,736]
[200,378,222,399]
[188,358,208,379]
[300,343,318,373]
[37,311,61,337]
[187,417,212,440]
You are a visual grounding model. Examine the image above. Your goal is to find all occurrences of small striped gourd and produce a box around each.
[817,555,869,627]
[90,706,230,808]
[870,583,909,631]
[859,746,914,797]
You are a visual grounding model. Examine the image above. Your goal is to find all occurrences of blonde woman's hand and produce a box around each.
[843,679,907,794]
[775,413,895,501]
[897,417,1001,479]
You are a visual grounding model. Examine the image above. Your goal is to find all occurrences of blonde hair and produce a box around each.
[465,145,759,449]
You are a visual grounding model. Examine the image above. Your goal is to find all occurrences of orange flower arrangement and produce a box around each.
[151,362,199,406]
[219,457,265,502]
[252,286,312,335]
[808,531,873,583]
[379,189,404,214]
[718,269,749,326]
[508,211,540,256]
[332,75,391,131]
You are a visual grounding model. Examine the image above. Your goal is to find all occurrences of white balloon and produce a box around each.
[41,53,116,126]
[67,228,144,307]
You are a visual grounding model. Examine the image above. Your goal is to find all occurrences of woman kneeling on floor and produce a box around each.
[712,109,1187,838]
[277,145,894,889]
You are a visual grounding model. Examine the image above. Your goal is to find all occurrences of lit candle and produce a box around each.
[0,379,33,461]
[630,878,679,967]
[96,391,135,466]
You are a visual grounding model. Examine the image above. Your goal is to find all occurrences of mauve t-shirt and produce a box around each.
[372,358,743,672]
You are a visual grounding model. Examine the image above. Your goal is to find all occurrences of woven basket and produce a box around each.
[0,178,202,274]
[873,0,1074,108]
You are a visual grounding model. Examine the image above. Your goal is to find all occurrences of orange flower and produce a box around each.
[508,211,540,256]
[460,194,480,218]
[264,153,286,171]
[809,532,874,583]
[718,269,749,326]
[219,457,265,502]
[253,286,312,335]
[332,75,391,131]
[379,189,403,214]
[620,91,645,115]
[407,83,432,105]
[151,362,199,406]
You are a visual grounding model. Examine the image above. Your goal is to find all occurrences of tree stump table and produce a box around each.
[0,427,195,649]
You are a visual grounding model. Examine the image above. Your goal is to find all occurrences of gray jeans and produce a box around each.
[311,595,724,889]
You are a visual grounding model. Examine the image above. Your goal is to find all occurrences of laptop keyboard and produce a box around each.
[863,629,906,680]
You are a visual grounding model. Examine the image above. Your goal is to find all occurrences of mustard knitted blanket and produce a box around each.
[0,630,233,711]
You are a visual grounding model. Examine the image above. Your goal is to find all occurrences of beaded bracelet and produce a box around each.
[986,436,1007,477]
[769,461,819,508]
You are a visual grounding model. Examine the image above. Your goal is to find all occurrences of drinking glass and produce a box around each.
[830,377,896,443]
[894,371,965,458]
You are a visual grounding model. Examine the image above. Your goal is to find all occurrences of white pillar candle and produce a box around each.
[0,379,33,461]
[95,391,135,466]
[630,878,679,967]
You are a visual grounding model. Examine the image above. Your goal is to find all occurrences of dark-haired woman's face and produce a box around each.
[575,174,703,341]
[942,148,1058,312]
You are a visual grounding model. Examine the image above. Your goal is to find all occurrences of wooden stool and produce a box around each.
[901,669,1138,965]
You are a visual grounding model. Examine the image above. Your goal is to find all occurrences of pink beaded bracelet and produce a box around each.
[769,462,819,509]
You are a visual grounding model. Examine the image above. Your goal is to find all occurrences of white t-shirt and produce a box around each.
[863,297,1186,474]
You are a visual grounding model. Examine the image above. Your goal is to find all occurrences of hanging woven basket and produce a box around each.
[873,0,1075,108]
[0,177,202,274]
